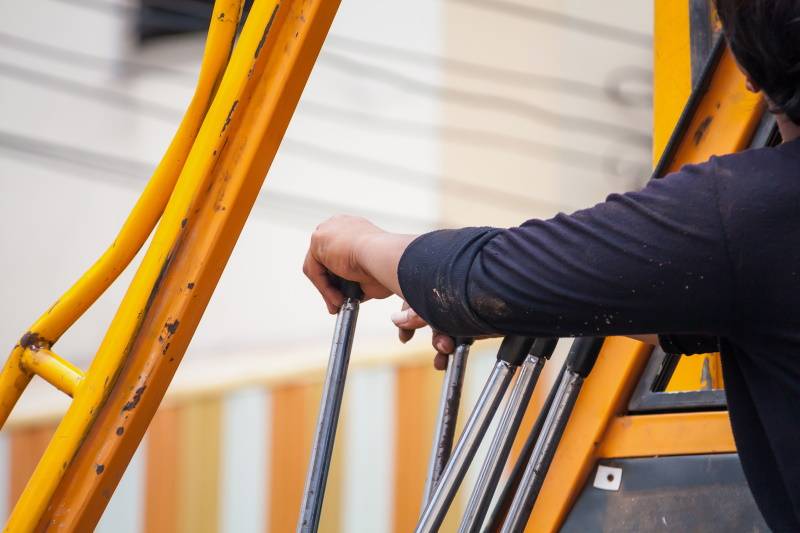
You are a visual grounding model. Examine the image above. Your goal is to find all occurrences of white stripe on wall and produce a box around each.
[342,365,396,532]
[96,436,146,533]
[220,387,269,533]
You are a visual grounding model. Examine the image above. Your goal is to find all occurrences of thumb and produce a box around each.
[391,306,427,330]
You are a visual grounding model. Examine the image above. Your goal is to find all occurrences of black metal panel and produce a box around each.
[749,111,781,149]
[651,37,725,181]
[628,348,727,413]
[135,0,254,42]
[689,0,715,87]
[137,0,212,41]
[560,454,769,532]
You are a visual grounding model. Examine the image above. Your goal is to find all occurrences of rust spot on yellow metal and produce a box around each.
[121,386,146,413]
[693,115,713,145]
[255,4,281,59]
[221,100,239,133]
[165,320,179,336]
[19,331,51,350]
[28,0,341,528]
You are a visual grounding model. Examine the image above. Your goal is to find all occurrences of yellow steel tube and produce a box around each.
[38,0,340,528]
[25,0,244,345]
[19,349,84,398]
[0,0,244,428]
[5,1,271,529]
[0,348,34,434]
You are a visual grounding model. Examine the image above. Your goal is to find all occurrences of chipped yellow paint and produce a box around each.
[1,0,341,528]
[1,3,243,529]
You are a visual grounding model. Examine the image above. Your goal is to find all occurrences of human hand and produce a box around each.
[391,302,456,370]
[303,215,393,314]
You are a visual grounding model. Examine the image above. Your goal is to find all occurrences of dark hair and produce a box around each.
[715,0,800,123]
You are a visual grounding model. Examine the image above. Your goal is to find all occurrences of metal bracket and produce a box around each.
[627,346,727,413]
[593,465,622,492]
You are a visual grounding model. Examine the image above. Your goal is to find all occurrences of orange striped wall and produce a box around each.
[145,407,180,533]
[268,382,322,532]
[1,350,543,532]
[394,364,440,532]
[178,397,222,533]
[9,424,55,511]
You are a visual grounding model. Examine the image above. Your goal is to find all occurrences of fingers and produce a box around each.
[388,304,454,371]
[434,352,448,371]
[392,305,429,344]
[305,216,394,312]
[431,332,455,370]
[398,327,415,343]
[302,250,342,314]
[432,331,455,355]
[391,306,428,330]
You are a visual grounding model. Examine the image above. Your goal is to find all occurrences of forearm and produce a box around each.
[355,232,686,350]
[397,164,734,339]
[356,232,417,299]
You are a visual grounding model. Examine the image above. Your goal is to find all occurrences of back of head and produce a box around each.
[715,0,800,123]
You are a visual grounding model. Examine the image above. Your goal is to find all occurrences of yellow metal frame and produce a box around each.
[523,5,765,531]
[598,411,735,459]
[0,0,340,529]
[0,1,769,530]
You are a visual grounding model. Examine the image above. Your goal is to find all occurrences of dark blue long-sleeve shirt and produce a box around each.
[398,139,800,532]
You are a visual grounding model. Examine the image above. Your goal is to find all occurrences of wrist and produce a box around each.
[356,231,417,297]
[353,230,385,273]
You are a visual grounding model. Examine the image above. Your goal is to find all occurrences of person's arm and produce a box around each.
[389,304,659,369]
[355,232,416,298]
[305,158,734,342]
[396,158,735,340]
[658,333,720,354]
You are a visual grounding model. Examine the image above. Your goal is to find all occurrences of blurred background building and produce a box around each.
[0,0,652,531]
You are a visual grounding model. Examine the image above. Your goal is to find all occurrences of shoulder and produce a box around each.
[709,142,800,203]
[652,143,800,205]
[666,143,796,185]
[695,142,800,242]
[713,141,800,176]
[603,144,800,229]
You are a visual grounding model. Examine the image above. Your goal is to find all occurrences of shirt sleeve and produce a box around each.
[398,158,736,339]
[658,334,720,355]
